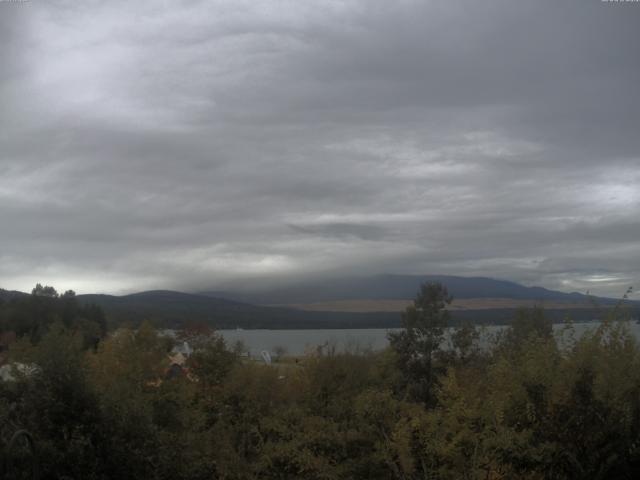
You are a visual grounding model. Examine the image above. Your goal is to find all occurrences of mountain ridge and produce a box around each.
[200,274,622,305]
[3,276,636,329]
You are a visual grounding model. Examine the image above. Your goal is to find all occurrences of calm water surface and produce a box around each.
[217,321,640,356]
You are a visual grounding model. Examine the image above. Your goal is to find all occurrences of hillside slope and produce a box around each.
[0,288,28,302]
[202,274,618,305]
[4,275,634,330]
[77,290,399,329]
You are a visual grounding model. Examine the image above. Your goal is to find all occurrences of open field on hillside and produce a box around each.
[273,297,600,313]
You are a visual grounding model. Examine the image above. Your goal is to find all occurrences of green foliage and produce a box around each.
[388,282,452,404]
[3,324,104,479]
[498,306,553,351]
[31,284,58,298]
[2,284,640,479]
[0,285,107,345]
[188,334,237,388]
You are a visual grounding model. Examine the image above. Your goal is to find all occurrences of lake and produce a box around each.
[217,321,640,356]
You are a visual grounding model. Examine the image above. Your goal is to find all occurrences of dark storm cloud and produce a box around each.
[0,0,639,297]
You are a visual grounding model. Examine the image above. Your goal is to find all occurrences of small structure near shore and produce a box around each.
[260,350,272,365]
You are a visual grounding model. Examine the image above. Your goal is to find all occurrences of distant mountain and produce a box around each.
[4,276,635,330]
[76,290,399,329]
[0,288,28,302]
[201,274,616,305]
[76,287,627,330]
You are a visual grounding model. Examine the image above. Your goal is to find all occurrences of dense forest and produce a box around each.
[1,283,640,479]
[4,285,624,331]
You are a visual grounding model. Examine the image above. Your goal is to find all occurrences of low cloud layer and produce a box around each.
[1,0,639,297]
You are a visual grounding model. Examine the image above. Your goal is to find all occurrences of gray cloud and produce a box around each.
[0,0,639,298]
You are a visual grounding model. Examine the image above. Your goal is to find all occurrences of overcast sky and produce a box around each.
[1,0,639,297]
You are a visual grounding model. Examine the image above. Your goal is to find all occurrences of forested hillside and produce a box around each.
[77,290,400,329]
[202,274,618,304]
[2,283,640,479]
[4,278,636,331]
